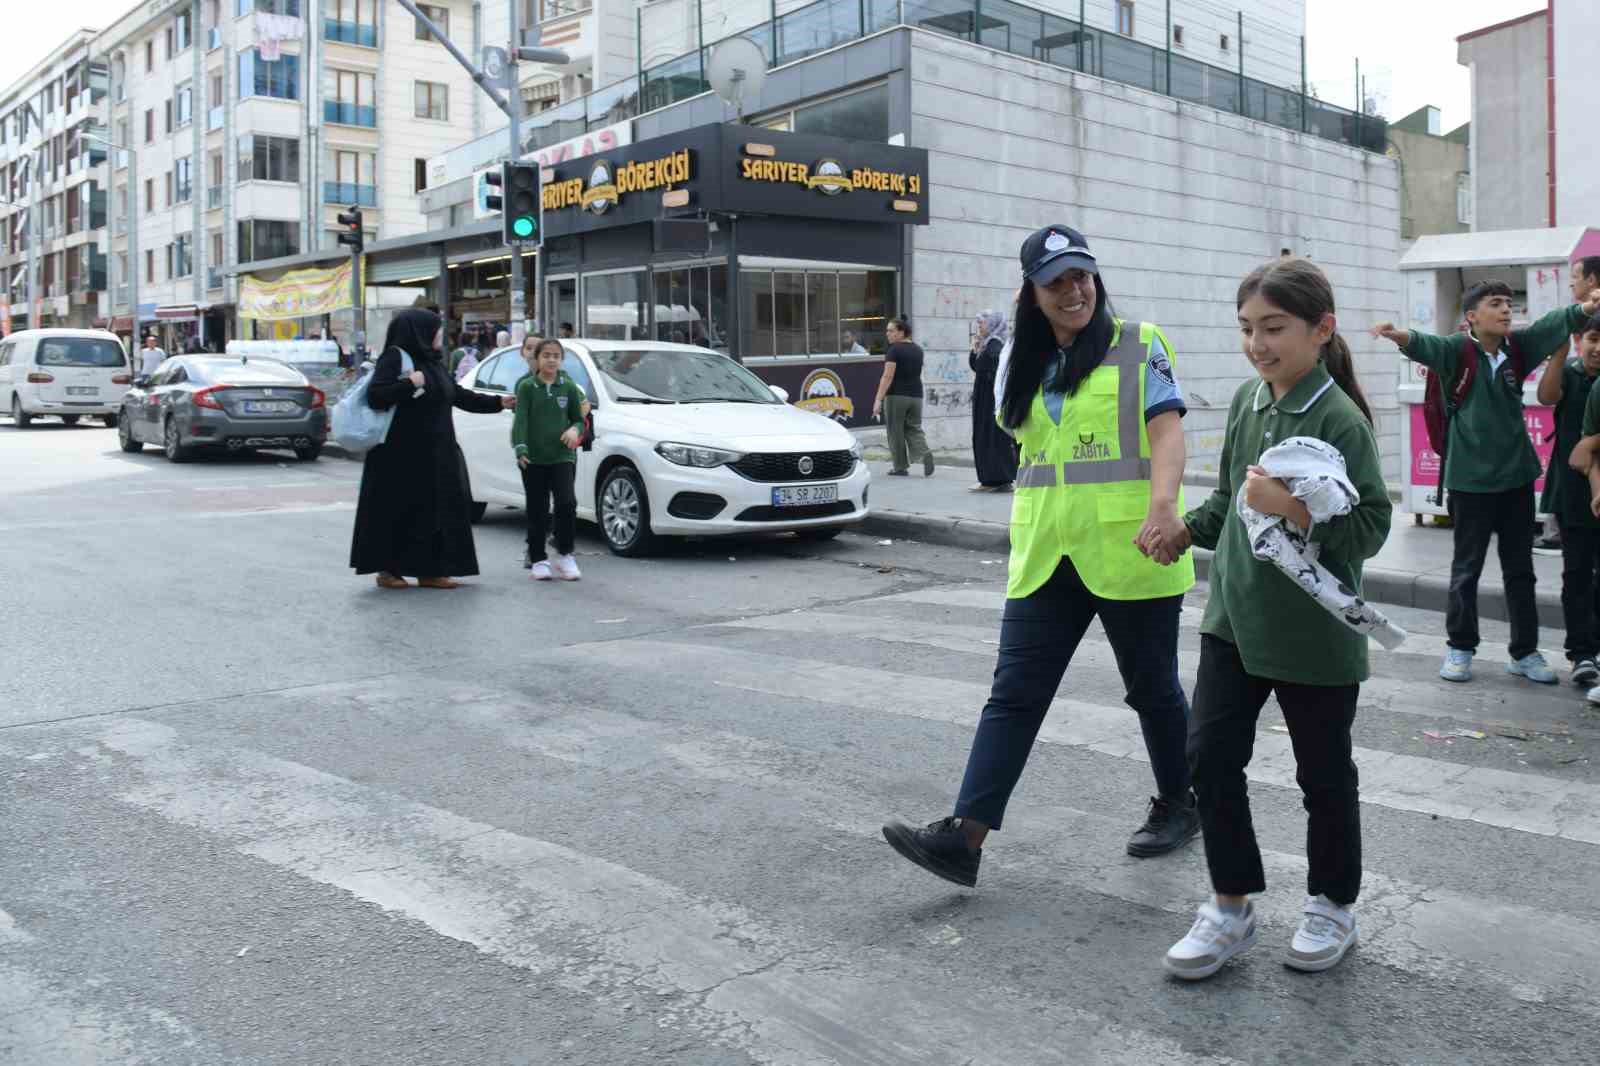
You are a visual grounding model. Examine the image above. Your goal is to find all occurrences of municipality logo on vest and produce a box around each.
[1072,434,1111,461]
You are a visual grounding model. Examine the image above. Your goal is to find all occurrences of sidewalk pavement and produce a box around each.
[857,454,1568,630]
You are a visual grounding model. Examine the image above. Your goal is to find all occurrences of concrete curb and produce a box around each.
[857,508,1562,627]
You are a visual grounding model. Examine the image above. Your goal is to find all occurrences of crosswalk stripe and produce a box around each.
[393,681,1600,1010]
[707,612,1578,734]
[570,639,1600,846]
[68,717,1241,1066]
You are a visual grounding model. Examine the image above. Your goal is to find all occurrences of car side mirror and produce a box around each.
[769,385,789,403]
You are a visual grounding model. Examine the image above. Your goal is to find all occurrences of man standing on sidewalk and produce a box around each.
[138,335,165,378]
[872,316,934,477]
[1374,283,1600,685]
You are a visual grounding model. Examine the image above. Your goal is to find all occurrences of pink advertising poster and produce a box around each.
[1409,403,1556,491]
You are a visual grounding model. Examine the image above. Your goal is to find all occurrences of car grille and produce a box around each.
[734,501,857,522]
[730,450,854,483]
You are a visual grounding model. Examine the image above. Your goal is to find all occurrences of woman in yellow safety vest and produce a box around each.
[882,224,1198,888]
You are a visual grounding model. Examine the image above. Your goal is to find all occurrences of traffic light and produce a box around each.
[483,166,503,213]
[337,206,363,251]
[502,161,542,246]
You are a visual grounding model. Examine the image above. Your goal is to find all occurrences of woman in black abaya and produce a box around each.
[969,309,1018,491]
[349,308,514,589]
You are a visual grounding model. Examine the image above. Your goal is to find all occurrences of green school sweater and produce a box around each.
[1547,361,1600,529]
[511,370,586,465]
[1399,304,1588,494]
[1184,364,1392,687]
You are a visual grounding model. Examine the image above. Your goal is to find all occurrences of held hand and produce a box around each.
[501,394,517,409]
[1135,503,1190,566]
[559,427,581,449]
[518,455,530,469]
[407,371,426,388]
[1243,466,1299,520]
[872,404,882,421]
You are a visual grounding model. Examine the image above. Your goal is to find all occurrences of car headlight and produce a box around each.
[655,441,743,468]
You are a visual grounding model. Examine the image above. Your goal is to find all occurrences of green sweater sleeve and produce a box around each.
[1184,389,1239,551]
[1584,377,1600,437]
[511,379,532,456]
[1399,329,1462,374]
[1514,304,1588,369]
[1306,414,1392,561]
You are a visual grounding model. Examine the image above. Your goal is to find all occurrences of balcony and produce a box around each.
[208,105,225,131]
[323,101,376,128]
[207,267,223,291]
[323,182,376,207]
[324,19,377,47]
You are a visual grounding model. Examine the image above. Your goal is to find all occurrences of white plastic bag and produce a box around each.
[331,350,413,454]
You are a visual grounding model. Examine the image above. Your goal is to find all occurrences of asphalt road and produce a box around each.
[3,419,1599,1065]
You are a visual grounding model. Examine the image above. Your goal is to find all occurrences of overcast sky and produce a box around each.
[5,0,1539,132]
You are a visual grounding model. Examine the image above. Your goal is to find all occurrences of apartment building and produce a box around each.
[0,31,111,333]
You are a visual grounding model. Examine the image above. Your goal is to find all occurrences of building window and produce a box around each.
[415,4,449,41]
[144,109,154,142]
[1220,33,1230,52]
[237,219,300,263]
[165,243,174,279]
[328,70,376,126]
[165,99,173,133]
[175,157,192,202]
[1173,24,1183,45]
[415,81,448,121]
[1116,1,1133,36]
[175,11,192,52]
[238,50,300,101]
[165,26,174,58]
[165,172,173,206]
[176,84,192,127]
[209,152,224,187]
[145,40,154,72]
[755,83,889,143]
[210,231,224,268]
[145,249,154,283]
[415,158,427,192]
[1456,172,1473,227]
[144,178,153,211]
[740,268,897,357]
[238,0,302,15]
[174,235,192,278]
[237,134,300,182]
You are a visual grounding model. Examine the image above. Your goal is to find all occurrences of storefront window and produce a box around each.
[807,273,839,354]
[547,277,577,337]
[742,267,897,358]
[773,272,807,356]
[653,264,727,350]
[583,270,646,341]
[839,271,896,354]
[741,271,774,358]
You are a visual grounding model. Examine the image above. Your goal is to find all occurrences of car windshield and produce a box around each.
[36,338,125,368]
[589,348,777,404]
[198,358,306,386]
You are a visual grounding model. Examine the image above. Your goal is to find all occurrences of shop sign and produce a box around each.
[543,149,694,215]
[523,120,631,170]
[750,358,884,430]
[239,260,357,321]
[738,157,922,199]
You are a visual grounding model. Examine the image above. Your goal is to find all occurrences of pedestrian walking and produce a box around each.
[968,309,1018,492]
[348,308,514,590]
[1159,257,1390,981]
[872,316,934,476]
[1373,282,1600,684]
[880,224,1199,889]
[513,337,587,582]
[138,335,166,377]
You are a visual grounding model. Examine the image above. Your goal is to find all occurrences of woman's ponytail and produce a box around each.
[1320,332,1374,426]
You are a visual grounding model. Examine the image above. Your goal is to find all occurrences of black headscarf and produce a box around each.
[384,308,443,364]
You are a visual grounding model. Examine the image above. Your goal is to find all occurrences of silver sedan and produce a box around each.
[118,356,329,462]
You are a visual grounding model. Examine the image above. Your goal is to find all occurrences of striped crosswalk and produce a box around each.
[1,579,1596,1062]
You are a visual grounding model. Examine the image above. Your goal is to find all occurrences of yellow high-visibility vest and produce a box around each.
[1007,320,1197,601]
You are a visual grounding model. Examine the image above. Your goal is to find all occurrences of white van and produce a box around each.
[0,329,132,427]
[223,339,342,365]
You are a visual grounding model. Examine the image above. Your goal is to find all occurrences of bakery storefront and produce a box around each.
[539,123,928,428]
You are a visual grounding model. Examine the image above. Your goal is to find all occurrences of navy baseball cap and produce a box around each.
[1020,225,1098,286]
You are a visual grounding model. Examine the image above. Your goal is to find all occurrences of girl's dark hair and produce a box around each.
[889,315,912,339]
[999,273,1116,430]
[1237,257,1374,425]
[533,337,564,359]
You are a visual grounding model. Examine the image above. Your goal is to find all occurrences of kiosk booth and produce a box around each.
[1396,227,1600,521]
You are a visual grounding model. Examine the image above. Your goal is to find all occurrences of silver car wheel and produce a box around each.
[602,475,640,547]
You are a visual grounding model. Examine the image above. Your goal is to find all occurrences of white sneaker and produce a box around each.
[1588,683,1600,706]
[1163,900,1257,981]
[1284,895,1358,972]
[552,554,582,581]
[530,560,553,581]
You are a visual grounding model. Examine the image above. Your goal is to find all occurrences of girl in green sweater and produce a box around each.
[512,337,588,582]
[1160,258,1392,981]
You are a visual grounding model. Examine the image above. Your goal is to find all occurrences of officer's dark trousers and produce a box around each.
[953,556,1191,830]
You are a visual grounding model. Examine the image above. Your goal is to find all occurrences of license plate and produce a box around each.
[771,484,839,507]
[66,386,97,396]
[242,400,297,414]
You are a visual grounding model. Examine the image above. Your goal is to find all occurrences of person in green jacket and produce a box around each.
[1373,283,1600,685]
[512,336,588,582]
[1161,257,1390,981]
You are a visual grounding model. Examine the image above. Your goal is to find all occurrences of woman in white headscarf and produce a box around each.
[969,309,1019,491]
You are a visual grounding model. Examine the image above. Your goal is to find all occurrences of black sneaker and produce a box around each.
[882,817,980,887]
[1574,658,1600,687]
[1126,794,1200,857]
[1533,535,1562,556]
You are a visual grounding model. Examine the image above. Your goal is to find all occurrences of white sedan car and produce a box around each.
[453,340,871,556]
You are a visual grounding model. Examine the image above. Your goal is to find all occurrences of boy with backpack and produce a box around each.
[1374,282,1600,684]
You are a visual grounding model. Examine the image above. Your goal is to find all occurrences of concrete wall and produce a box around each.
[905,28,1404,481]
[1554,0,1600,229]
[1458,13,1546,232]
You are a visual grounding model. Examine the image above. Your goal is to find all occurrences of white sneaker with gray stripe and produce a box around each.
[1163,900,1257,980]
[1284,895,1358,972]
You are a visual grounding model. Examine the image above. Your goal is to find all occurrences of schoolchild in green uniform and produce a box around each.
[1373,283,1600,685]
[1162,259,1390,980]
[511,337,588,582]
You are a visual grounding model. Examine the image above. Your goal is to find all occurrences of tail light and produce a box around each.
[192,386,226,410]
[111,373,131,385]
[26,372,52,384]
[308,387,326,409]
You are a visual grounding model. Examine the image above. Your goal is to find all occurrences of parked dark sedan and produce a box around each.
[117,355,328,462]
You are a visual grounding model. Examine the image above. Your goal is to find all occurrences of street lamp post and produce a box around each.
[80,131,137,347]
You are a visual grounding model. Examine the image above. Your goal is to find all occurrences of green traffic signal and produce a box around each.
[512,216,535,238]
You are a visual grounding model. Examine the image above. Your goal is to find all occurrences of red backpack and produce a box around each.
[1421,332,1528,506]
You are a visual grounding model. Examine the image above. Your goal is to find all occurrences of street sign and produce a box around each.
[481,46,512,89]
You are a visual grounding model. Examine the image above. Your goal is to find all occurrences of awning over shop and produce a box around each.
[154,304,200,321]
[239,260,357,320]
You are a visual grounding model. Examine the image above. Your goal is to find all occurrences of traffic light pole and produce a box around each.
[507,2,526,341]
[349,246,364,365]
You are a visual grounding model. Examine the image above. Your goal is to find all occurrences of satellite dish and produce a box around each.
[705,37,768,122]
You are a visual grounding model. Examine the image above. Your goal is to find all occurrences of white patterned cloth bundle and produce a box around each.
[1237,436,1407,651]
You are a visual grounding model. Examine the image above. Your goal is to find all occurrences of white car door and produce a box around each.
[454,353,523,503]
